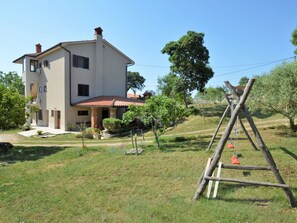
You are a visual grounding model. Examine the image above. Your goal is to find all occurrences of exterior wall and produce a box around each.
[102,44,128,97]
[20,37,132,130]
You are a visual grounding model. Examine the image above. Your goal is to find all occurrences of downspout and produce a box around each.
[59,44,73,106]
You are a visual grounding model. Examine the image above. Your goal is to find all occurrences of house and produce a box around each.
[13,27,144,130]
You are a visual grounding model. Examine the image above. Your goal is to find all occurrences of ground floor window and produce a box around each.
[38,109,43,120]
[78,110,89,116]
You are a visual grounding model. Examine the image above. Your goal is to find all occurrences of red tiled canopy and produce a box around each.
[74,96,144,107]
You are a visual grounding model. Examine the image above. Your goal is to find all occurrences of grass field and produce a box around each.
[0,124,296,222]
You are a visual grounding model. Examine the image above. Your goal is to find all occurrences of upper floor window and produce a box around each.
[78,84,89,96]
[30,60,38,72]
[44,85,47,92]
[73,55,89,69]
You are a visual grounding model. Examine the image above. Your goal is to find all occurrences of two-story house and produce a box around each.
[13,27,144,130]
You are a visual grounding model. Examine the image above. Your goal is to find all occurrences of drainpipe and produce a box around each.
[59,44,73,106]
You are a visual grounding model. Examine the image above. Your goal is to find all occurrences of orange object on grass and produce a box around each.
[227,143,235,149]
[231,155,240,165]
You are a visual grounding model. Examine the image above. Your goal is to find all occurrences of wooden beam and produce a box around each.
[204,176,290,189]
[206,105,230,151]
[193,79,255,200]
[220,164,271,170]
[225,80,297,208]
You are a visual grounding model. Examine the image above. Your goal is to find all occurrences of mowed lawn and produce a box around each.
[0,126,296,222]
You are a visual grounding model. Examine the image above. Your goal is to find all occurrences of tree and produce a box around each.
[157,73,192,105]
[123,95,187,148]
[161,31,214,107]
[0,71,24,95]
[249,62,297,132]
[0,83,27,129]
[291,27,297,55]
[195,86,225,103]
[127,71,145,94]
[238,76,249,86]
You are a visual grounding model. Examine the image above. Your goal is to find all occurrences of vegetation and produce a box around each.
[103,118,122,132]
[291,26,297,54]
[0,71,24,95]
[195,86,225,103]
[249,62,297,132]
[0,125,296,222]
[0,83,27,130]
[238,76,249,86]
[161,31,214,107]
[127,71,146,94]
[157,73,192,105]
[123,95,187,148]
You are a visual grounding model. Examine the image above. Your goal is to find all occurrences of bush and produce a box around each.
[21,124,31,131]
[103,118,121,131]
[36,130,43,135]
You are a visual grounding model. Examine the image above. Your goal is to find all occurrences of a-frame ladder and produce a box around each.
[193,79,296,208]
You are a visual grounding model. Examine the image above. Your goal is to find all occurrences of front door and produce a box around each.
[102,109,109,120]
[56,111,61,129]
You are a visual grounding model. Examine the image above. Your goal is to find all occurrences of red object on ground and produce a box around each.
[227,143,235,149]
[231,155,240,165]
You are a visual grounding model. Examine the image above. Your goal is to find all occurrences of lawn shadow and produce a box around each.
[0,146,66,165]
[279,147,297,161]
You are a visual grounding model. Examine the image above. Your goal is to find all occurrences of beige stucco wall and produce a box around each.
[21,37,132,131]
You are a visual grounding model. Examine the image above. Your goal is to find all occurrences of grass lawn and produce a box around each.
[0,127,296,222]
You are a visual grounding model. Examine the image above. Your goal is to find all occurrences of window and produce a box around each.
[30,60,38,72]
[38,110,43,120]
[78,84,89,96]
[51,110,54,117]
[39,86,42,92]
[44,85,47,92]
[73,55,89,69]
[78,111,89,116]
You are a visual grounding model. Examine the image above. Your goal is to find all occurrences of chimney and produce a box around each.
[35,43,42,53]
[94,27,103,39]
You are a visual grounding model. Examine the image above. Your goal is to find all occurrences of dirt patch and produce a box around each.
[0,133,24,144]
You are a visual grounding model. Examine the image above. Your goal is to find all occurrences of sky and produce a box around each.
[1,0,297,95]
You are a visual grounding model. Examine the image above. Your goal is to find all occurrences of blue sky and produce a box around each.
[1,0,297,94]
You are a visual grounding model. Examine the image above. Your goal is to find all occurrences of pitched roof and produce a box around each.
[74,96,144,107]
[13,39,134,65]
[127,93,140,99]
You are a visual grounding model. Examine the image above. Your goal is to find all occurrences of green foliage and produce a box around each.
[36,130,43,135]
[161,31,214,106]
[103,118,121,131]
[157,73,192,105]
[238,76,249,86]
[0,71,24,95]
[291,27,297,54]
[195,86,225,103]
[249,62,297,131]
[0,83,27,130]
[127,71,146,94]
[123,95,187,147]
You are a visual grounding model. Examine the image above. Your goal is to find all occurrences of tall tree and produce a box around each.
[0,83,27,129]
[161,31,214,107]
[0,71,24,95]
[127,71,145,94]
[157,73,192,105]
[249,62,297,132]
[238,76,249,86]
[291,27,297,55]
[123,95,187,148]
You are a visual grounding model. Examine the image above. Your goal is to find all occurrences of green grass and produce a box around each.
[0,127,296,222]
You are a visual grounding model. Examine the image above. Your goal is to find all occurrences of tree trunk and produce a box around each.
[183,90,188,108]
[153,128,160,148]
[289,117,297,132]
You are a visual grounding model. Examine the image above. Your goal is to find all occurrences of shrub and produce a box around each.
[103,118,121,131]
[36,130,43,135]
[21,124,31,131]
